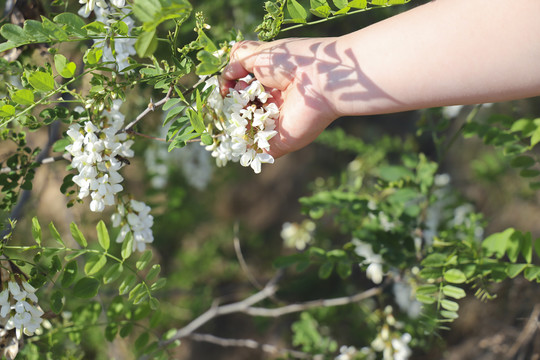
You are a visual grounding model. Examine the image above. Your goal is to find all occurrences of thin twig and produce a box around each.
[120,75,209,135]
[187,333,321,360]
[0,154,71,174]
[233,222,263,290]
[145,273,380,360]
[507,303,540,359]
[243,287,381,317]
[121,85,175,133]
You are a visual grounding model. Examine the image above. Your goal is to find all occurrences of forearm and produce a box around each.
[322,0,540,117]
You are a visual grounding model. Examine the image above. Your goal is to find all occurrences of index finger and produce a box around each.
[221,41,262,80]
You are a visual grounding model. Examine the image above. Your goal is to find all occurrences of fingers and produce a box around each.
[221,41,262,80]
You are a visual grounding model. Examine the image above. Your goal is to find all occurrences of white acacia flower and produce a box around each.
[353,239,384,284]
[335,346,357,360]
[281,220,316,250]
[203,75,279,174]
[0,281,43,339]
[66,100,133,212]
[111,199,154,252]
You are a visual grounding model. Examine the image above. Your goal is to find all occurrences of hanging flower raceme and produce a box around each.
[203,75,279,174]
[66,100,134,212]
[111,199,154,252]
[0,280,43,339]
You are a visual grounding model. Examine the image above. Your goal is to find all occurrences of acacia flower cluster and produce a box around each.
[204,75,279,174]
[79,0,126,18]
[281,220,316,250]
[111,199,154,252]
[352,238,384,285]
[66,100,134,212]
[0,281,43,339]
[371,307,412,360]
[79,0,136,72]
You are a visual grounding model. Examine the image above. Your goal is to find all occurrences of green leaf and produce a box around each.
[31,217,42,246]
[191,93,206,132]
[54,54,76,78]
[135,30,158,58]
[24,21,47,40]
[195,50,222,76]
[41,17,68,41]
[0,104,15,117]
[482,228,514,258]
[310,0,328,7]
[419,267,443,280]
[73,277,100,298]
[510,155,535,168]
[48,222,65,247]
[133,0,161,23]
[146,264,161,282]
[531,127,540,148]
[507,232,523,263]
[201,133,214,146]
[136,250,153,271]
[28,71,55,92]
[287,0,308,22]
[524,266,540,281]
[440,299,459,312]
[310,5,332,17]
[120,323,133,338]
[128,283,145,302]
[119,274,137,295]
[11,89,34,105]
[336,261,352,278]
[520,168,540,178]
[105,323,118,341]
[318,261,334,279]
[83,21,106,35]
[84,48,103,65]
[50,290,64,314]
[135,332,150,352]
[416,284,438,295]
[506,263,527,278]
[520,232,532,264]
[150,278,166,291]
[442,285,466,299]
[163,98,182,111]
[416,293,436,304]
[103,263,124,284]
[349,0,368,8]
[443,269,467,284]
[121,232,134,260]
[96,220,110,251]
[61,260,78,287]
[332,0,348,9]
[53,12,88,37]
[70,222,88,248]
[1,24,29,44]
[440,310,459,320]
[84,254,107,276]
[0,41,17,53]
[377,165,414,182]
[421,253,446,267]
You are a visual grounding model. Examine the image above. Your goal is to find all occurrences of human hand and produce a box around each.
[221,38,340,158]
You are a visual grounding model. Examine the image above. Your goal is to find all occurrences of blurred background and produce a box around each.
[2,0,540,359]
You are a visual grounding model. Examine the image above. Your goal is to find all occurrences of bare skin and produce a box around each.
[221,0,540,158]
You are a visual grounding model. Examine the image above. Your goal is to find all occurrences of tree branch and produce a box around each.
[142,270,381,360]
[187,333,322,360]
[120,75,209,135]
[121,84,175,134]
[243,286,381,318]
[0,154,71,174]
